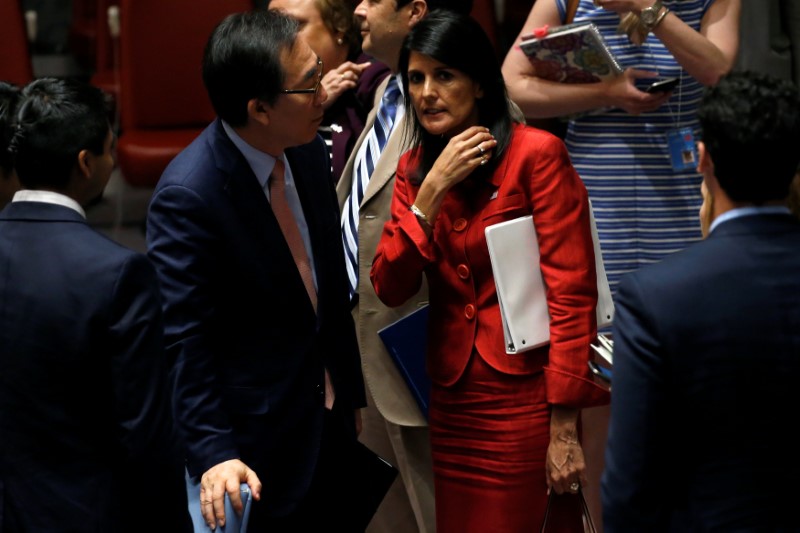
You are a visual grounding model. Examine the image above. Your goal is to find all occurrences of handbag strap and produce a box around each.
[540,491,553,533]
[540,488,598,533]
[579,489,598,533]
[565,0,580,24]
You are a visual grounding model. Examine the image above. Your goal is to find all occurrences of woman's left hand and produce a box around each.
[321,60,371,109]
[546,435,588,494]
[546,406,588,494]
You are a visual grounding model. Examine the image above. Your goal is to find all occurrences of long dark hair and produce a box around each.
[398,9,513,179]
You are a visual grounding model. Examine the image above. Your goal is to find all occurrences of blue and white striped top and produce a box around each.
[555,0,713,294]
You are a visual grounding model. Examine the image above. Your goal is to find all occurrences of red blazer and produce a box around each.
[371,124,608,407]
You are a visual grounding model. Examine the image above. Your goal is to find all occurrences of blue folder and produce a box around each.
[377,304,430,418]
[185,470,252,532]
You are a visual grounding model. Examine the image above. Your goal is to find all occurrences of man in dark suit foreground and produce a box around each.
[602,71,800,532]
[0,78,191,532]
[146,9,367,531]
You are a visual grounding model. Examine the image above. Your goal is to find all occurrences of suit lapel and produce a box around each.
[362,111,406,206]
[214,121,289,261]
[216,120,331,312]
[337,76,392,209]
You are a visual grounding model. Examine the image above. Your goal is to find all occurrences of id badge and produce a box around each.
[666,127,697,171]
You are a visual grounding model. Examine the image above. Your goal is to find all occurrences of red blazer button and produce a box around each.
[457,264,470,279]
[464,304,476,319]
[453,218,467,231]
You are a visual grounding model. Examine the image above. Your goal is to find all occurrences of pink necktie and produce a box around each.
[270,159,317,312]
[270,159,334,408]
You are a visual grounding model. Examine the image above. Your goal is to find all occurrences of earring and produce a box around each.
[337,37,344,45]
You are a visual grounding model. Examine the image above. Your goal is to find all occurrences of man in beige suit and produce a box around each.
[337,1,473,531]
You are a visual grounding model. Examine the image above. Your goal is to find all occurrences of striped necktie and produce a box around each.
[341,76,401,299]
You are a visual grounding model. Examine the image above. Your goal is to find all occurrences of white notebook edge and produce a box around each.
[485,203,614,356]
[485,215,550,354]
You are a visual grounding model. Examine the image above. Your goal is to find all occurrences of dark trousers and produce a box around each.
[253,407,367,533]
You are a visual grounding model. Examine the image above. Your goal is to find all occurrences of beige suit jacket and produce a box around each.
[337,75,429,427]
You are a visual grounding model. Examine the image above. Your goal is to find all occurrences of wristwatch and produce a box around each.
[640,0,666,32]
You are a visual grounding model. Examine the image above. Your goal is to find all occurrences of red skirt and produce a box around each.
[429,352,584,533]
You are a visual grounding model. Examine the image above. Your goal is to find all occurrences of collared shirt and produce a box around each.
[709,205,792,234]
[221,121,317,288]
[12,189,86,218]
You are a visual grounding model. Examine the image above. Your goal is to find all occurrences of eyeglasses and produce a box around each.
[281,58,323,96]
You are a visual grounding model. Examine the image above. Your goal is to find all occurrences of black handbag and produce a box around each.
[540,488,597,533]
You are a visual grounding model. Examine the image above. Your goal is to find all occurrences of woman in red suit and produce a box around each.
[370,10,609,533]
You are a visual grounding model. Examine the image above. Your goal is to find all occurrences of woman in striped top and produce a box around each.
[502,0,741,294]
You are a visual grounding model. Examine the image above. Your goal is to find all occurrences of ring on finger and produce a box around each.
[480,156,488,166]
[569,482,580,492]
[477,144,485,155]
[201,500,213,505]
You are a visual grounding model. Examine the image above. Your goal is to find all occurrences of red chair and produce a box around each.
[90,0,120,106]
[116,0,253,189]
[68,0,99,71]
[0,0,34,86]
[470,0,500,55]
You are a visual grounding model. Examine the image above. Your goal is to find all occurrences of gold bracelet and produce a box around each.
[410,204,433,228]
[652,6,670,30]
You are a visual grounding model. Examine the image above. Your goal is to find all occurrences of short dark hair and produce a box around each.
[398,9,512,178]
[395,0,474,14]
[698,71,800,204]
[202,9,300,126]
[0,81,21,176]
[12,78,110,190]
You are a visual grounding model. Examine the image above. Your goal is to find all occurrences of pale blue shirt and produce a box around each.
[12,189,86,218]
[221,121,317,289]
[709,206,792,234]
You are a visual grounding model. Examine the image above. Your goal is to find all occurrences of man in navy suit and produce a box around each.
[146,10,367,531]
[0,78,191,532]
[602,71,800,531]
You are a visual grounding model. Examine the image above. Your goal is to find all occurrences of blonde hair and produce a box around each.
[315,0,361,57]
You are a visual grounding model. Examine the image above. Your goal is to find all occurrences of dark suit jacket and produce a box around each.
[0,201,189,532]
[602,213,800,532]
[146,119,366,517]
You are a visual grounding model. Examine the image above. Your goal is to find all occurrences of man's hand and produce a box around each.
[321,61,372,110]
[200,459,262,529]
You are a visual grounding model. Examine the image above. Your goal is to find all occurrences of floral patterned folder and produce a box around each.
[520,22,622,83]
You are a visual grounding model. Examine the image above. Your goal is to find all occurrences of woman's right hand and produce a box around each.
[427,126,497,190]
[608,68,674,115]
[413,126,497,232]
